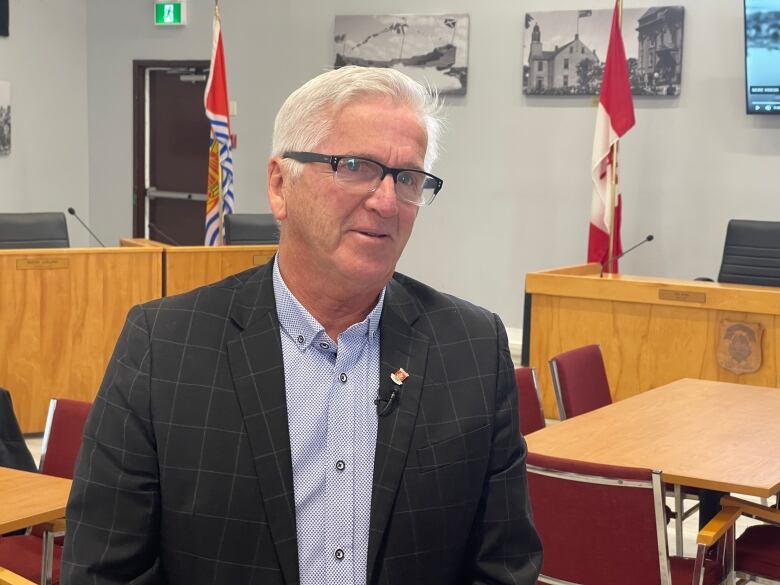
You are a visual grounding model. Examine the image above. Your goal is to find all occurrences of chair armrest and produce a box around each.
[0,567,37,585]
[696,506,742,547]
[721,495,780,525]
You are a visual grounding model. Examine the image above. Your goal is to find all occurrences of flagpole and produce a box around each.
[214,0,223,245]
[606,0,624,274]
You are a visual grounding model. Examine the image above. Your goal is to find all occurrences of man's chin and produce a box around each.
[341,259,397,289]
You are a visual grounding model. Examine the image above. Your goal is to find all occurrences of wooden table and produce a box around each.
[525,378,780,498]
[0,468,72,534]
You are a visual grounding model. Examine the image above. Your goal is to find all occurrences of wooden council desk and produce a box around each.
[0,468,72,535]
[119,239,277,296]
[525,378,780,498]
[0,247,163,433]
[524,263,780,419]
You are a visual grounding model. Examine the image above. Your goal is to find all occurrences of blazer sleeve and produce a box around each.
[62,305,162,585]
[462,314,543,585]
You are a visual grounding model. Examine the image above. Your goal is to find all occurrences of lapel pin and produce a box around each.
[390,367,409,386]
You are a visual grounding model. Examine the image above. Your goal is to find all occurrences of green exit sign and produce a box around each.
[155,2,186,26]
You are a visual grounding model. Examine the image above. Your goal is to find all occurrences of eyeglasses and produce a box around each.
[282,151,443,207]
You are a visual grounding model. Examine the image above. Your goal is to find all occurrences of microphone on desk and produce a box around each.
[148,223,181,246]
[600,234,654,277]
[67,207,106,247]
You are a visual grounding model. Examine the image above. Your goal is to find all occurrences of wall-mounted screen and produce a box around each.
[745,0,780,114]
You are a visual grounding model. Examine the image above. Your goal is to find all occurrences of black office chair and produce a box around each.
[223,213,279,245]
[0,386,38,535]
[0,387,37,473]
[0,212,69,249]
[717,220,780,287]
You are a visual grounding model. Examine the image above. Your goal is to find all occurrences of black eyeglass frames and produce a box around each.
[282,151,443,207]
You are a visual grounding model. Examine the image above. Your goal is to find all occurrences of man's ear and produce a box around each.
[267,157,288,221]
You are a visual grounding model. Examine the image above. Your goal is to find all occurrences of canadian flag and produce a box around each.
[589,0,635,272]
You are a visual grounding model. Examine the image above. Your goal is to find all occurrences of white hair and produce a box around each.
[271,66,444,174]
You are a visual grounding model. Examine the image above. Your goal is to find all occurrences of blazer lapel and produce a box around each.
[367,277,429,584]
[227,262,299,585]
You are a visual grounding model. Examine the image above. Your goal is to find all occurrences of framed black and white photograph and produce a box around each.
[523,6,684,97]
[0,81,10,156]
[0,0,8,37]
[334,14,469,95]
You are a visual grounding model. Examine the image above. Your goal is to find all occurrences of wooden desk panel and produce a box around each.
[165,244,277,296]
[525,265,780,418]
[0,468,72,535]
[0,248,162,432]
[525,379,780,497]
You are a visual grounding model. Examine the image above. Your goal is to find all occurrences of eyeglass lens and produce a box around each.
[335,157,435,205]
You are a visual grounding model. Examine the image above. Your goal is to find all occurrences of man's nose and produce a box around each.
[365,174,399,217]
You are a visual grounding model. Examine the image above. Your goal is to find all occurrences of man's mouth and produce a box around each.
[354,229,389,239]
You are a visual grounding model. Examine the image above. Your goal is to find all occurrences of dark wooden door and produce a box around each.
[133,61,210,245]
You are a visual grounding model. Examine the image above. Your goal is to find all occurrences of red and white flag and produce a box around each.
[204,7,234,246]
[589,0,635,272]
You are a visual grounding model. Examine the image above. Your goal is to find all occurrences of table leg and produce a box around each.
[698,489,727,529]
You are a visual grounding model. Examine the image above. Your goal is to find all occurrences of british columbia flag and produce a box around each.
[204,7,234,246]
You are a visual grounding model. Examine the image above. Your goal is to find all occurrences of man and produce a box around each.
[63,66,542,584]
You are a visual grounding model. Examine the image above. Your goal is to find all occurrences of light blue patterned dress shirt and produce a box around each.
[272,258,383,585]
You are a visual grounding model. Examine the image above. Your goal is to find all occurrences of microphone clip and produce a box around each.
[375,367,409,417]
[374,388,399,417]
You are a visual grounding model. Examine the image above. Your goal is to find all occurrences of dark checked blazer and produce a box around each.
[62,260,542,585]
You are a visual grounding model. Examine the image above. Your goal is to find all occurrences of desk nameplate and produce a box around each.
[658,289,706,303]
[16,257,70,270]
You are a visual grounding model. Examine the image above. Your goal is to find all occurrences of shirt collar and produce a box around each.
[272,256,385,352]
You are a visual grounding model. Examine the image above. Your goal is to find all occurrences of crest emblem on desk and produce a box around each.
[716,320,763,374]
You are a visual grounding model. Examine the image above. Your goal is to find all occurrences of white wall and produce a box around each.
[0,0,90,246]
[83,0,780,327]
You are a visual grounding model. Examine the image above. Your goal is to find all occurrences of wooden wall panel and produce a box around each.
[0,248,162,432]
[165,245,277,296]
[526,266,780,418]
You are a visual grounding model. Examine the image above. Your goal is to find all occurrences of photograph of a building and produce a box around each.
[0,81,10,156]
[523,6,684,97]
[334,14,469,95]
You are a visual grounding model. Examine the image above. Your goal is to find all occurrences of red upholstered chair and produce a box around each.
[526,452,732,585]
[0,398,92,585]
[514,367,545,436]
[548,344,700,554]
[719,495,780,583]
[548,344,612,420]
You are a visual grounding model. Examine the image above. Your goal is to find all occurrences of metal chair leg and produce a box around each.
[674,484,684,556]
[692,543,706,585]
[40,529,54,585]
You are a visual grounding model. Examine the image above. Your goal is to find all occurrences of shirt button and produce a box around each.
[334,548,344,561]
[297,335,305,344]
[319,342,329,349]
[339,373,348,383]
[335,460,346,471]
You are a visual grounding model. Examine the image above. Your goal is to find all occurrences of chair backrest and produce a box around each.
[514,367,545,435]
[39,399,92,479]
[527,452,671,585]
[549,344,612,420]
[0,212,69,249]
[717,219,780,288]
[0,388,37,472]
[223,213,279,245]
